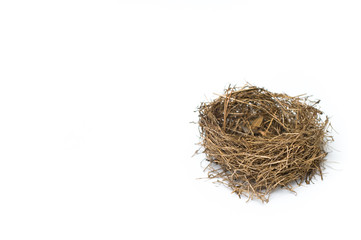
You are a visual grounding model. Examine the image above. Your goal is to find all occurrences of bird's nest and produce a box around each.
[197,84,332,202]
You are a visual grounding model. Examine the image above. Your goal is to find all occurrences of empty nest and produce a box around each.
[198,84,332,202]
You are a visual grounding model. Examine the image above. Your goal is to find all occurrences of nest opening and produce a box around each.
[198,84,332,202]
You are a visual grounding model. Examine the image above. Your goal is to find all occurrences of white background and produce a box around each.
[0,1,360,239]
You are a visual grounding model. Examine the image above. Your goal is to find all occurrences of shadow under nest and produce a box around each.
[198,85,332,203]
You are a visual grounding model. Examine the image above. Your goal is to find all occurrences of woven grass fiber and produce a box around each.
[198,84,332,203]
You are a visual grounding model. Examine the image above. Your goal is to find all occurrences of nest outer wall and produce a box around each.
[198,84,332,203]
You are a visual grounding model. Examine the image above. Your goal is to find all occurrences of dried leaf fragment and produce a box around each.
[251,116,263,128]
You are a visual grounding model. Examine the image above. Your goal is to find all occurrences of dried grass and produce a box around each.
[197,84,332,202]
